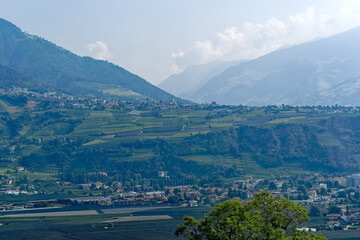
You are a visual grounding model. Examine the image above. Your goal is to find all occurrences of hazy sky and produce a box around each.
[1,0,360,84]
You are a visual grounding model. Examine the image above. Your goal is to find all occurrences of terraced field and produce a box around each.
[10,102,352,149]
[1,94,360,179]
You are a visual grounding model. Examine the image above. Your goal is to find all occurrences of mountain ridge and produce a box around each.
[158,60,247,98]
[189,26,360,106]
[0,18,178,101]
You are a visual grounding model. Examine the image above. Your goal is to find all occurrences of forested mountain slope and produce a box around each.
[0,18,176,101]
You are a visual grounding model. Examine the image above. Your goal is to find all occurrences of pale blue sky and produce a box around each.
[0,0,359,84]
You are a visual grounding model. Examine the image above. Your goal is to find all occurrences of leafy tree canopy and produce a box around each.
[309,206,321,217]
[175,191,326,240]
[328,205,342,215]
[268,181,277,190]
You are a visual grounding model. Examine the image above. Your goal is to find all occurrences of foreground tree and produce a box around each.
[175,191,326,240]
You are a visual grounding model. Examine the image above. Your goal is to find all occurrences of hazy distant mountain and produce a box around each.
[158,60,246,97]
[190,27,360,106]
[314,77,360,106]
[0,18,176,101]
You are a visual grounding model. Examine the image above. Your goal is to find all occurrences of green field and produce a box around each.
[0,205,357,240]
[0,206,210,240]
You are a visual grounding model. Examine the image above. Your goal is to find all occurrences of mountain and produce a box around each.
[315,77,360,106]
[158,60,246,98]
[0,18,176,101]
[0,64,38,89]
[190,27,360,106]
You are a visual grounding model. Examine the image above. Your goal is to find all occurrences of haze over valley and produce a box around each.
[2,1,360,239]
[159,27,360,106]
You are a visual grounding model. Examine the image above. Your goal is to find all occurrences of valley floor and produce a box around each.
[0,205,359,240]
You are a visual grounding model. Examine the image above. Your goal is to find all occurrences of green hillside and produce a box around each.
[0,18,177,101]
[1,93,360,182]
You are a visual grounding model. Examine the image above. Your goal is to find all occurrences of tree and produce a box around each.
[337,191,346,198]
[297,185,307,195]
[174,188,181,195]
[282,182,288,191]
[203,196,211,205]
[309,205,321,216]
[328,205,342,214]
[175,191,326,240]
[319,188,327,196]
[304,181,313,189]
[168,195,180,204]
[269,181,277,190]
